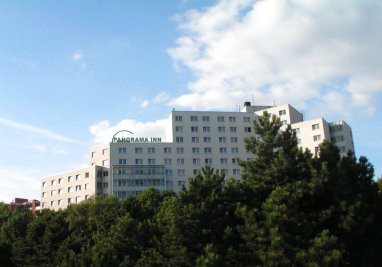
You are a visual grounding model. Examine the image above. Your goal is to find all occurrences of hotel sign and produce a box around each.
[111,130,162,143]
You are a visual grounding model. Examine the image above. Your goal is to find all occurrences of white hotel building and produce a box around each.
[41,102,355,210]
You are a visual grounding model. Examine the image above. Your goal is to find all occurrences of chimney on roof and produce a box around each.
[244,101,251,107]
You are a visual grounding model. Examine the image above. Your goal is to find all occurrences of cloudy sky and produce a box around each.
[0,0,381,202]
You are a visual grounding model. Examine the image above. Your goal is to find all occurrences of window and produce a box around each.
[175,115,182,121]
[279,110,286,116]
[164,147,172,154]
[42,182,47,188]
[85,172,89,178]
[192,147,200,154]
[119,159,127,165]
[176,137,184,143]
[102,148,108,155]
[314,146,320,155]
[178,180,186,187]
[75,185,81,191]
[230,127,237,133]
[175,126,183,132]
[219,137,226,143]
[76,196,81,203]
[193,169,201,175]
[220,147,227,154]
[51,180,56,186]
[202,116,209,122]
[176,147,184,154]
[166,181,173,187]
[68,176,73,182]
[76,174,81,181]
[220,158,228,165]
[231,147,239,154]
[191,126,198,132]
[164,158,172,165]
[231,137,238,143]
[218,126,225,133]
[165,169,173,176]
[119,147,127,154]
[51,201,56,207]
[177,158,185,165]
[204,147,212,154]
[229,116,236,122]
[203,126,210,132]
[135,159,143,165]
[85,183,89,190]
[192,158,200,165]
[204,137,211,143]
[191,137,199,143]
[232,158,237,164]
[91,152,95,158]
[135,147,143,154]
[233,169,241,175]
[58,189,63,195]
[221,169,228,175]
[177,169,185,176]
[217,116,225,122]
[42,192,47,198]
[148,159,156,165]
[312,124,320,130]
[103,171,108,177]
[205,158,212,164]
[58,178,63,184]
[243,117,251,123]
[148,147,155,154]
[67,198,71,204]
[102,159,109,166]
[313,135,321,141]
[281,120,287,126]
[244,127,251,133]
[293,128,300,134]
[190,116,198,122]
[68,187,74,193]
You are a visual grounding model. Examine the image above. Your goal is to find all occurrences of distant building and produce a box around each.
[41,102,355,210]
[8,198,40,215]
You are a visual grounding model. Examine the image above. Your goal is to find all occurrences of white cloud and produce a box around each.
[153,92,171,104]
[167,0,382,115]
[141,99,150,108]
[89,117,172,145]
[0,167,43,203]
[0,116,83,145]
[71,49,83,61]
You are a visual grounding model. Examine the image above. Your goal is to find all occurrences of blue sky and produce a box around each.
[0,0,381,202]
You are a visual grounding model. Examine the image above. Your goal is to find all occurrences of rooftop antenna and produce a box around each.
[251,94,255,106]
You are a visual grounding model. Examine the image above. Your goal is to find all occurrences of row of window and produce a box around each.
[175,126,251,134]
[118,157,240,166]
[42,195,90,208]
[42,173,90,188]
[175,115,251,123]
[114,178,165,187]
[331,135,345,143]
[118,143,243,155]
[42,184,91,197]
[91,149,108,158]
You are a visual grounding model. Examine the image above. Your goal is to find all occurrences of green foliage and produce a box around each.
[0,112,380,266]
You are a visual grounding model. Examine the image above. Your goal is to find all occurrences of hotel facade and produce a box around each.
[41,102,355,210]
